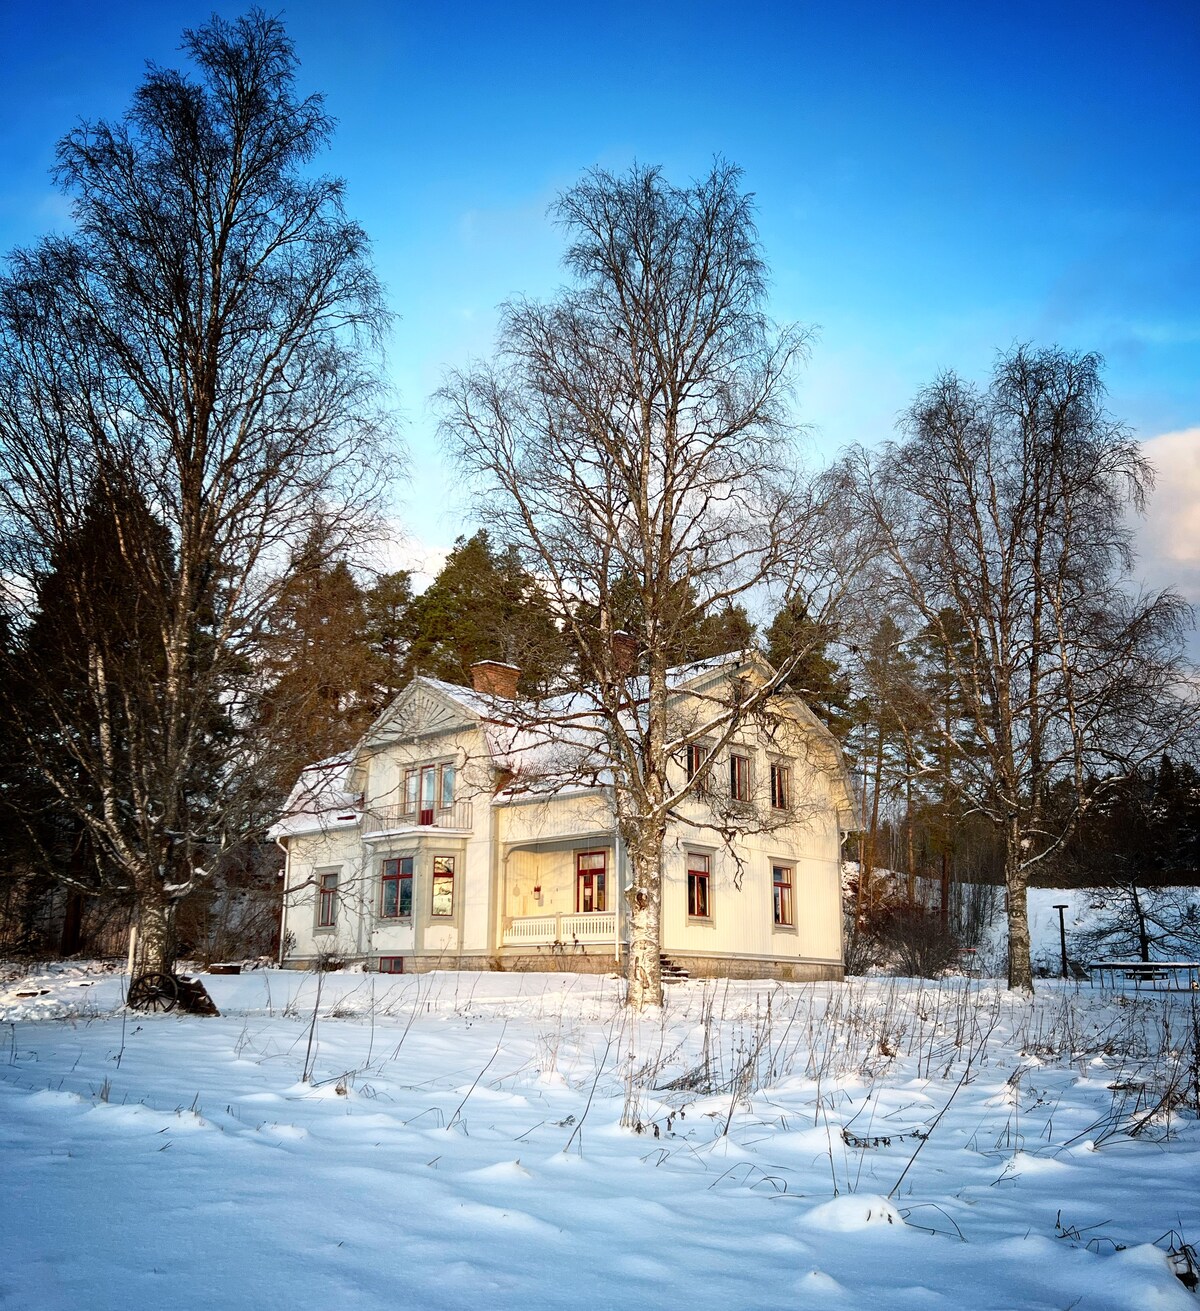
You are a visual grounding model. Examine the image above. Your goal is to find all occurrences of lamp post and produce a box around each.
[1053,903,1070,980]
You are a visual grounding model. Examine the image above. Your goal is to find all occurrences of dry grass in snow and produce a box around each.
[1,966,1198,1310]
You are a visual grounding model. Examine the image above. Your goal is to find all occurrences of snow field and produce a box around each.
[1,967,1198,1310]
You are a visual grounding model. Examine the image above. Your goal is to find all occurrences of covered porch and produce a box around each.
[503,910,618,947]
[498,834,624,953]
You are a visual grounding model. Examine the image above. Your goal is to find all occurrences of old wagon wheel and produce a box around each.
[128,971,180,1013]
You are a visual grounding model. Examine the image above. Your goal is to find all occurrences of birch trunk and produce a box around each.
[1004,821,1033,991]
[625,830,664,1010]
[132,887,176,978]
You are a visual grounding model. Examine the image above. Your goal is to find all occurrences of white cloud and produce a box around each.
[367,528,449,594]
[1139,428,1200,600]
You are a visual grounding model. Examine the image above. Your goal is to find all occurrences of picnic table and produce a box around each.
[1087,960,1200,991]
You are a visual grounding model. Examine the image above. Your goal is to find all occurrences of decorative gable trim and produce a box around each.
[361,678,481,750]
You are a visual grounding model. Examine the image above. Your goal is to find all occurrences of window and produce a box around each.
[576,851,607,913]
[687,853,711,919]
[685,742,710,791]
[729,752,751,802]
[378,957,404,974]
[770,762,791,810]
[402,762,455,822]
[419,766,437,825]
[380,856,413,918]
[431,856,454,917]
[772,864,793,927]
[317,869,339,928]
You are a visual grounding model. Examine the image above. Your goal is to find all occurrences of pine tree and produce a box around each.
[364,570,415,703]
[404,531,569,693]
[764,599,851,737]
[258,526,379,792]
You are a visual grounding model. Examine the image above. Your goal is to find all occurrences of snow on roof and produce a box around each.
[268,754,361,840]
[413,675,501,719]
[277,649,789,815]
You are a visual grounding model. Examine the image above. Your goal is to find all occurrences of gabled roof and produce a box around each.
[274,649,858,827]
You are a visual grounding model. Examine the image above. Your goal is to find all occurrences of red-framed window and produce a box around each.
[687,853,711,919]
[378,957,404,973]
[317,870,339,927]
[576,851,607,913]
[729,753,751,802]
[419,766,437,825]
[403,763,456,823]
[431,856,454,917]
[380,856,413,918]
[773,864,794,926]
[686,743,710,791]
[770,762,791,810]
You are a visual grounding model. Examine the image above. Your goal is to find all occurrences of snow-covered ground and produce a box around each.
[1,965,1198,1311]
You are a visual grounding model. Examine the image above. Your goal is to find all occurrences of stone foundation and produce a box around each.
[282,949,841,982]
[662,954,843,982]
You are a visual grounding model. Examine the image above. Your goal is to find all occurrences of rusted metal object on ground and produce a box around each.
[127,972,220,1015]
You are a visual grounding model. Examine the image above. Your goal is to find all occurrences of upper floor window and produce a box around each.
[685,742,710,791]
[770,762,791,810]
[317,869,339,928]
[729,752,751,803]
[402,762,456,823]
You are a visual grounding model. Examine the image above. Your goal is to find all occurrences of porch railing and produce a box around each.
[503,911,618,947]
[363,798,474,835]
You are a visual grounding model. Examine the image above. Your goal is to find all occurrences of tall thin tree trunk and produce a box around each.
[940,849,950,930]
[1005,820,1033,991]
[1131,885,1150,961]
[857,720,886,925]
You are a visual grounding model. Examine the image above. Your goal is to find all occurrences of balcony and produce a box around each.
[502,911,618,947]
[363,798,474,836]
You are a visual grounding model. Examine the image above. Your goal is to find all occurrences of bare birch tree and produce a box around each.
[439,162,858,1008]
[0,13,394,988]
[854,345,1196,991]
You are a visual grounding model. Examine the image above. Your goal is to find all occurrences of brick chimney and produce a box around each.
[612,629,638,678]
[470,660,521,699]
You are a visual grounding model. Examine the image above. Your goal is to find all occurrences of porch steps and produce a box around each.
[660,955,690,982]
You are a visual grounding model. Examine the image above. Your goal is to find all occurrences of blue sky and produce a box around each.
[3,0,1198,594]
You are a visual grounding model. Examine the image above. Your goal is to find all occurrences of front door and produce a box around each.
[576,851,607,913]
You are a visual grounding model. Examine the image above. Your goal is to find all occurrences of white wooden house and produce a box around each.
[271,653,857,979]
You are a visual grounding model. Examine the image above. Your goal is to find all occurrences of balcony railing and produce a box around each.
[363,798,474,835]
[502,911,618,947]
